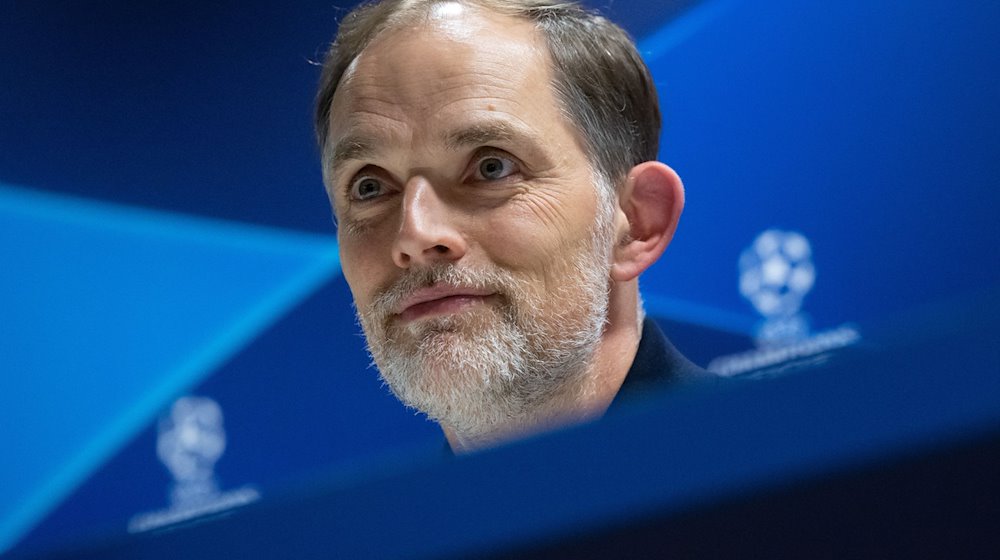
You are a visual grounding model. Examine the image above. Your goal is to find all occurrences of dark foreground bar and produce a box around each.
[18,289,1000,559]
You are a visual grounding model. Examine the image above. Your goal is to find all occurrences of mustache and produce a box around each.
[366,264,521,320]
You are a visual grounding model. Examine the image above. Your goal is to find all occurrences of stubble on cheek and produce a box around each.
[348,195,615,436]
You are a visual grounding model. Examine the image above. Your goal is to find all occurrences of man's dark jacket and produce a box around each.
[611,317,722,409]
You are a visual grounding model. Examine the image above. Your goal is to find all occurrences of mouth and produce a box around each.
[394,284,496,323]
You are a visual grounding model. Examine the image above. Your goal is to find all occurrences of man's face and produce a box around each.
[325,4,616,438]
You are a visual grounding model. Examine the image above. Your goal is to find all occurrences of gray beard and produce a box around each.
[357,194,615,444]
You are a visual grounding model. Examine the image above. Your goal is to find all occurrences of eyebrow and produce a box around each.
[328,135,377,176]
[327,119,543,179]
[444,120,522,151]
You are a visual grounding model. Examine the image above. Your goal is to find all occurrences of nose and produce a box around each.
[392,176,467,269]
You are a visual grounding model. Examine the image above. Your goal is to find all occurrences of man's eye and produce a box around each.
[474,155,517,181]
[350,176,385,201]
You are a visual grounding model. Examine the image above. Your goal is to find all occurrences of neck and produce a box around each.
[444,281,642,453]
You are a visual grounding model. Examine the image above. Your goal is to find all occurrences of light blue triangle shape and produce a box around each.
[0,183,340,553]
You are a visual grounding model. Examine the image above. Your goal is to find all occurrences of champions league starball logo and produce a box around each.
[708,229,860,378]
[157,396,227,508]
[128,396,259,533]
[739,229,815,346]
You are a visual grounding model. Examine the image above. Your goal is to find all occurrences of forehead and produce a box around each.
[338,5,546,95]
[326,6,564,163]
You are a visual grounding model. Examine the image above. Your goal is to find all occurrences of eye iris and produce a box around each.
[479,157,506,179]
[357,178,381,199]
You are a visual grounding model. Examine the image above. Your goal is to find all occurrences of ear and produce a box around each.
[611,161,685,282]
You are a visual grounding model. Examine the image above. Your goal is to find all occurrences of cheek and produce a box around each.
[479,215,578,295]
[480,213,553,270]
[483,190,598,270]
[338,236,388,306]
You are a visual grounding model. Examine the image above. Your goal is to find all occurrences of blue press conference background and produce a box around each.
[2,0,998,554]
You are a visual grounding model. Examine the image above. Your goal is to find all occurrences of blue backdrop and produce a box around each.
[3,0,998,554]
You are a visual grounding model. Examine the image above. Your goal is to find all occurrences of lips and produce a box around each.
[394,284,495,322]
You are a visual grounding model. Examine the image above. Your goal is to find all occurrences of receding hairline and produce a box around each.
[322,7,577,186]
[320,1,575,164]
[375,0,582,33]
[316,0,661,194]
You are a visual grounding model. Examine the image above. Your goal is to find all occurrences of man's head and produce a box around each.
[315,0,684,449]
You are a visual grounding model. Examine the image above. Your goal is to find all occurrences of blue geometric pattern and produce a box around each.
[4,0,1000,553]
[0,183,340,552]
